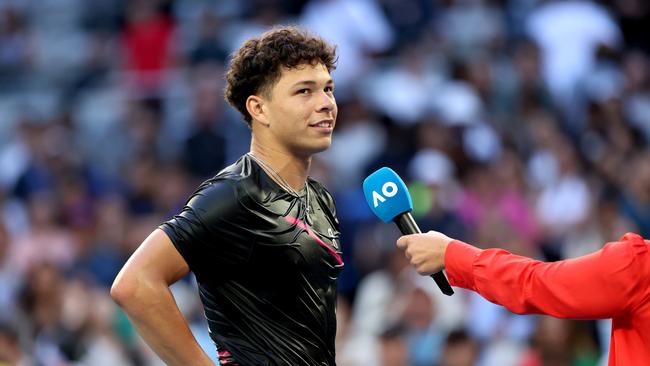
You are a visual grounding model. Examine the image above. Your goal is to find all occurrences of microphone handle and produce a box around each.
[394,213,454,296]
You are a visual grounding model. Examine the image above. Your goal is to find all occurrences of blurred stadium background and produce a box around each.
[0,0,649,365]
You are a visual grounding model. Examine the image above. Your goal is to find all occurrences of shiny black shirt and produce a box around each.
[160,154,344,365]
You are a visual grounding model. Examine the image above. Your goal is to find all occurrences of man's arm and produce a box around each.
[111,229,215,366]
[398,231,650,319]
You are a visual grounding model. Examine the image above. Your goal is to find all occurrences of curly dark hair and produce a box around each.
[224,26,337,127]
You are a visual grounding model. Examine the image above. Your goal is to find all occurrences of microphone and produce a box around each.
[363,167,454,296]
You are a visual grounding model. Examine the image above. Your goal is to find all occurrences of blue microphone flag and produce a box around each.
[362,167,413,223]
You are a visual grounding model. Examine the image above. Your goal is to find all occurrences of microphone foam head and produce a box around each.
[362,167,413,223]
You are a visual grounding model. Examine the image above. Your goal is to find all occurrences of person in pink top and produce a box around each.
[396,231,650,365]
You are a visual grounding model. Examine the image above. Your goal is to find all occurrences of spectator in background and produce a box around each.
[189,11,228,66]
[436,0,505,60]
[300,0,394,96]
[621,49,650,143]
[519,316,600,366]
[619,150,650,237]
[121,0,177,94]
[526,0,622,129]
[399,286,445,366]
[9,192,78,274]
[182,77,227,179]
[439,329,479,366]
[378,324,408,366]
[493,39,554,134]
[77,195,130,288]
[407,147,466,242]
[18,263,68,364]
[365,44,442,125]
[534,139,592,257]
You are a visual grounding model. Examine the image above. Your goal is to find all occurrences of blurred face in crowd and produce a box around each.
[441,339,478,366]
[249,62,337,158]
[401,288,436,330]
[380,334,408,366]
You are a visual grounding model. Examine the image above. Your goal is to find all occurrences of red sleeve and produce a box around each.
[445,233,650,319]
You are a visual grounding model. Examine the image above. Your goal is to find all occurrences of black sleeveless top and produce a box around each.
[160,154,344,365]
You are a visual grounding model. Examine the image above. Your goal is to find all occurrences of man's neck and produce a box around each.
[249,140,311,192]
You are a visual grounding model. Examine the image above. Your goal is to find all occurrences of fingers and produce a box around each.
[396,235,411,250]
[397,233,431,249]
[414,263,429,276]
[396,231,448,276]
[410,252,430,275]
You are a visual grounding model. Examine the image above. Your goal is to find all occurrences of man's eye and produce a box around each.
[297,89,310,94]
[324,86,334,93]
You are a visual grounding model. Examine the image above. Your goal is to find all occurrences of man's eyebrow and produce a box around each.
[291,79,334,88]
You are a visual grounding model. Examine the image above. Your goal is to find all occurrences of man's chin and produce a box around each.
[296,140,332,157]
[313,139,333,153]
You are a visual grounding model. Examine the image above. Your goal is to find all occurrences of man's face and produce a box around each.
[262,62,337,157]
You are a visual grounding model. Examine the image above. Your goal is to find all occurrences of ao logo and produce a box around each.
[372,181,398,208]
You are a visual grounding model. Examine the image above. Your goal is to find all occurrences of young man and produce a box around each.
[111,26,343,365]
[396,231,650,365]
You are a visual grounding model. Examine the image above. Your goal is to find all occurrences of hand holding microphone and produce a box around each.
[363,167,454,296]
[396,231,452,276]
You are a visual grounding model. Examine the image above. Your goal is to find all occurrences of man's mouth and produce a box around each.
[310,119,334,128]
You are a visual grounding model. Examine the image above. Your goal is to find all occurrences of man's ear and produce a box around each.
[246,95,270,127]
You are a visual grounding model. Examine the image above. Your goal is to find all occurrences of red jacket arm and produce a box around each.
[445,233,650,319]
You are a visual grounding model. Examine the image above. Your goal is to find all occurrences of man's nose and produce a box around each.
[316,91,335,112]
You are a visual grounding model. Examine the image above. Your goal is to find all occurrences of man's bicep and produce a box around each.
[121,229,190,285]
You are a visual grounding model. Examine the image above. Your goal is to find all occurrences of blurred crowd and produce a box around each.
[0,0,649,365]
